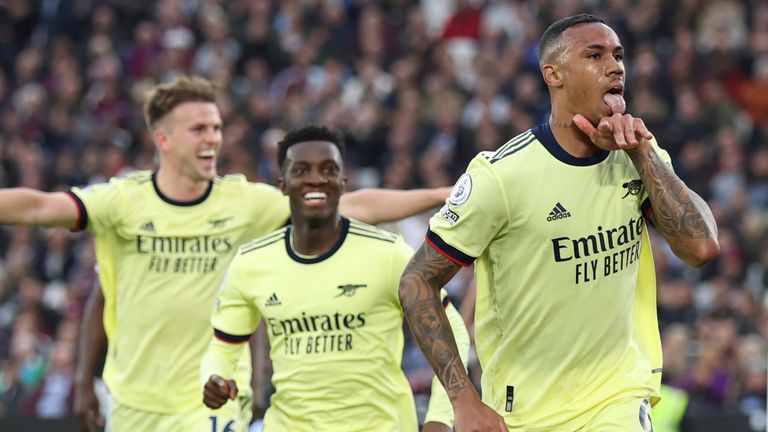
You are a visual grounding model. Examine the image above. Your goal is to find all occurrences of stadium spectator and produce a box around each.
[0,1,764,430]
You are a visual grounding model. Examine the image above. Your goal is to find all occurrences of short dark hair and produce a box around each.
[277,125,346,170]
[539,13,606,66]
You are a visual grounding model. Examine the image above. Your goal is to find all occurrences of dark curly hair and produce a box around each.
[277,125,346,171]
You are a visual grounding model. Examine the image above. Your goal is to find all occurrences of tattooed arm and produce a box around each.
[399,242,508,432]
[626,143,719,267]
[572,114,719,267]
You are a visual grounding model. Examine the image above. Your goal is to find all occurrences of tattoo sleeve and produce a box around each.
[626,144,718,266]
[399,242,469,399]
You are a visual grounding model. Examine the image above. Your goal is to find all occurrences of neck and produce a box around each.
[548,111,602,158]
[155,166,210,202]
[291,215,343,256]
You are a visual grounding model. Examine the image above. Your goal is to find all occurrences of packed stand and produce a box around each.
[0,0,765,429]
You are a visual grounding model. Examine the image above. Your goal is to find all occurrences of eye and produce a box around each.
[614,52,624,61]
[589,52,601,60]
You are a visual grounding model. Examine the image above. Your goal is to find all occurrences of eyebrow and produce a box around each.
[585,43,624,52]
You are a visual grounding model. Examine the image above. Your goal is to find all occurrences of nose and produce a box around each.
[306,168,328,184]
[606,56,624,77]
[203,126,222,143]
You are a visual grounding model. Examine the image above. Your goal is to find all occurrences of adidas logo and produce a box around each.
[265,293,281,307]
[546,203,571,221]
[140,221,156,232]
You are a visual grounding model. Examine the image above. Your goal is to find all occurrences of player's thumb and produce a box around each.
[572,114,597,141]
[227,381,238,400]
[212,375,228,391]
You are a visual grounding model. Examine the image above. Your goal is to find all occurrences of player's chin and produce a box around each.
[303,206,334,219]
[304,207,338,225]
[198,168,217,181]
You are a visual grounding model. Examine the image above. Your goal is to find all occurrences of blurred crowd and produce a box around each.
[0,0,765,429]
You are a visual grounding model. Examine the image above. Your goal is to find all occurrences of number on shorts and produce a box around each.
[209,415,235,432]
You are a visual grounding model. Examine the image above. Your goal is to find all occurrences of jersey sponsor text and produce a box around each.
[551,216,644,284]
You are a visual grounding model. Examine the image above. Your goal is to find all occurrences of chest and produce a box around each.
[509,159,646,242]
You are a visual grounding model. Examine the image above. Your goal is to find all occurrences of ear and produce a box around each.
[542,64,564,89]
[341,175,347,193]
[277,175,287,195]
[153,129,169,152]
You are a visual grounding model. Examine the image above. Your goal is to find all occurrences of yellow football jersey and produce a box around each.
[427,123,667,430]
[207,219,419,431]
[69,171,289,413]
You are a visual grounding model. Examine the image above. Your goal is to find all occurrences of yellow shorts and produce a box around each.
[109,393,253,432]
[580,397,654,432]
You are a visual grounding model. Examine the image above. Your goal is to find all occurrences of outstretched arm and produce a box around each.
[0,189,80,228]
[74,284,107,432]
[625,143,719,267]
[340,187,450,224]
[399,242,507,432]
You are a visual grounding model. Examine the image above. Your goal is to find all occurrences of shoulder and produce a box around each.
[214,174,282,196]
[460,129,538,185]
[347,220,401,244]
[214,173,248,184]
[99,170,153,190]
[118,170,154,184]
[238,226,289,256]
[485,129,538,166]
[347,220,414,259]
[72,170,151,199]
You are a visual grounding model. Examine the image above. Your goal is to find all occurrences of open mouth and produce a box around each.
[197,149,216,160]
[603,86,626,115]
[303,191,328,207]
[197,149,216,168]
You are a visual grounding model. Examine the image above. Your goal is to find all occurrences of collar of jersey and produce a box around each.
[285,217,350,264]
[532,121,609,166]
[152,172,213,206]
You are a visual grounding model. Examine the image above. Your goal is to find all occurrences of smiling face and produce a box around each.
[154,101,223,183]
[279,140,346,226]
[545,22,626,124]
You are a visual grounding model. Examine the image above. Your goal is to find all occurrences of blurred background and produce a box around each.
[0,0,765,431]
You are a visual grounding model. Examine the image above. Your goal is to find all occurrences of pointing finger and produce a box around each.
[572,114,598,141]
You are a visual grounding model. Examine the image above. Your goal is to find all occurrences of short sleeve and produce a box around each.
[427,155,508,266]
[211,255,261,340]
[242,181,291,237]
[69,178,124,233]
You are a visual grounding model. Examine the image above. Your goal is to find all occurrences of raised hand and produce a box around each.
[202,375,238,409]
[572,113,653,152]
